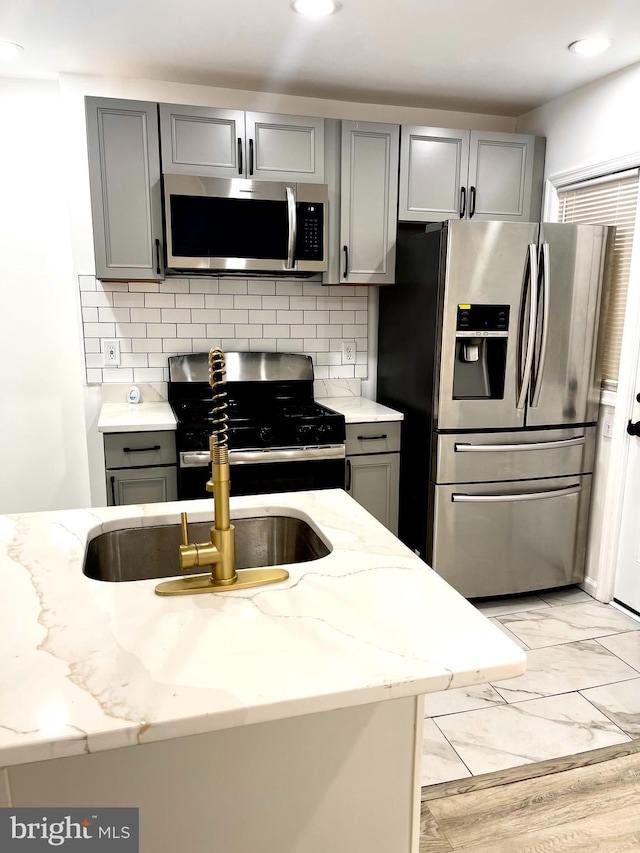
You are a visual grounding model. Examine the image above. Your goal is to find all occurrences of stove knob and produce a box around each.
[297,424,314,443]
[259,426,274,444]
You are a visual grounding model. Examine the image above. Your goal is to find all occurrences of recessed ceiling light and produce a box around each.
[291,0,341,18]
[0,40,23,60]
[568,37,613,56]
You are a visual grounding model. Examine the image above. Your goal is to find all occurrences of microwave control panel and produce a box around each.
[295,203,324,261]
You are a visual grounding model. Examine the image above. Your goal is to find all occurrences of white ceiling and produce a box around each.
[2,0,640,116]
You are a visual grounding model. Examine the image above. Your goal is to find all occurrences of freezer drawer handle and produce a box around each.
[454,436,586,453]
[452,484,582,503]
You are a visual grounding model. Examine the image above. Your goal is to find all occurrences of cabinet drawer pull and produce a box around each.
[123,445,161,453]
[357,434,388,441]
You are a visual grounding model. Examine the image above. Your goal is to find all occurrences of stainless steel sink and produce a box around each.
[83,515,330,582]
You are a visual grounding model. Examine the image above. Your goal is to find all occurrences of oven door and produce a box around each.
[179,446,345,500]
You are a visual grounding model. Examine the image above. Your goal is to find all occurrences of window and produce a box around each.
[558,170,639,389]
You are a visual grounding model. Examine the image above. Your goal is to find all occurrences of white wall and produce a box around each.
[517,62,640,178]
[517,62,640,599]
[0,78,91,514]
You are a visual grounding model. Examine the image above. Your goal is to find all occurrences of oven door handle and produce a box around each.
[229,445,345,465]
[180,451,211,468]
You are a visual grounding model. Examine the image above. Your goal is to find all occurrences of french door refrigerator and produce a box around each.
[377,219,613,598]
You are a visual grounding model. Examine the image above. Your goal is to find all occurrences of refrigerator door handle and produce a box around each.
[530,241,551,407]
[454,436,586,453]
[452,484,582,503]
[516,243,539,410]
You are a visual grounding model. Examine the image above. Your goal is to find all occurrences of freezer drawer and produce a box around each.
[429,474,592,598]
[434,426,596,484]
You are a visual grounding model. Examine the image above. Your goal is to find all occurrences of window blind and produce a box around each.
[557,169,639,388]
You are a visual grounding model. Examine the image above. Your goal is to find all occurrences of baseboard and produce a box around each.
[580,575,598,599]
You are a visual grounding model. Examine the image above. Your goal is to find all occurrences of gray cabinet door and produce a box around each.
[468,131,537,222]
[347,452,400,535]
[245,112,324,182]
[106,465,178,506]
[86,97,163,281]
[398,126,469,222]
[159,104,245,178]
[340,121,399,284]
[159,105,324,182]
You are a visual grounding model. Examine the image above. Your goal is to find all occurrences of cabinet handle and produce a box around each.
[110,475,116,505]
[123,445,161,453]
[356,434,388,441]
[237,138,243,175]
[469,185,476,218]
[249,138,254,176]
[460,186,466,218]
[155,238,161,274]
[343,245,349,279]
[346,458,351,491]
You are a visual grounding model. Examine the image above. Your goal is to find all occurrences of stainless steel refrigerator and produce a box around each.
[377,219,613,598]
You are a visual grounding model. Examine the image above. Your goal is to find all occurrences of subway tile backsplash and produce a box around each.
[80,276,368,384]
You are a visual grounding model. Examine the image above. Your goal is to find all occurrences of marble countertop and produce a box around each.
[98,402,176,433]
[0,489,525,768]
[321,397,403,423]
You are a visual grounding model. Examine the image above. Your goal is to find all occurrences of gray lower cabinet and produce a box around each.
[159,103,325,182]
[398,126,545,223]
[345,422,400,534]
[86,97,164,281]
[104,431,177,506]
[334,121,400,285]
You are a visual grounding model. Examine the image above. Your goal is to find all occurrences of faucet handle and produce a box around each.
[180,512,190,546]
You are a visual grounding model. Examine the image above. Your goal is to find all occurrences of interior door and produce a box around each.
[614,398,640,614]
[525,223,611,427]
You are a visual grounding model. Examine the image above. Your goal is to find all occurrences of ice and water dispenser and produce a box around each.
[452,304,509,399]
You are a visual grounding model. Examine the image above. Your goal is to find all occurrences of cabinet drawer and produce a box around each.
[104,431,176,468]
[345,422,401,455]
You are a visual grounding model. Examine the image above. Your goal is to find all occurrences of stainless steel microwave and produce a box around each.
[163,174,328,274]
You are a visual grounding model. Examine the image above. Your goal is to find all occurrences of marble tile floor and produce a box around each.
[421,587,640,787]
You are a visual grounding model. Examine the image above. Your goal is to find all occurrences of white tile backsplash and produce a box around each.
[81,275,369,385]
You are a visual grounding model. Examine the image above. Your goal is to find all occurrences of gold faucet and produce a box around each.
[155,348,289,597]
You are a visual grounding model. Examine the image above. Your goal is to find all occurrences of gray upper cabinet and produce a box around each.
[160,104,325,182]
[399,126,545,223]
[86,97,163,281]
[337,120,400,285]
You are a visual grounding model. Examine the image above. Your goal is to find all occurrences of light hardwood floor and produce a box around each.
[420,739,640,852]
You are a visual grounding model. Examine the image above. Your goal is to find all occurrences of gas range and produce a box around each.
[168,351,346,499]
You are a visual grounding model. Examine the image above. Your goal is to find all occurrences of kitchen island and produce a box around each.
[0,489,525,852]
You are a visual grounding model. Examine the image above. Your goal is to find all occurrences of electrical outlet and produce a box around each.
[103,339,121,366]
[342,341,356,363]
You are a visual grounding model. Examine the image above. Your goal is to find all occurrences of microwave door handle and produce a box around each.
[285,186,296,270]
[530,241,550,408]
[516,243,538,410]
